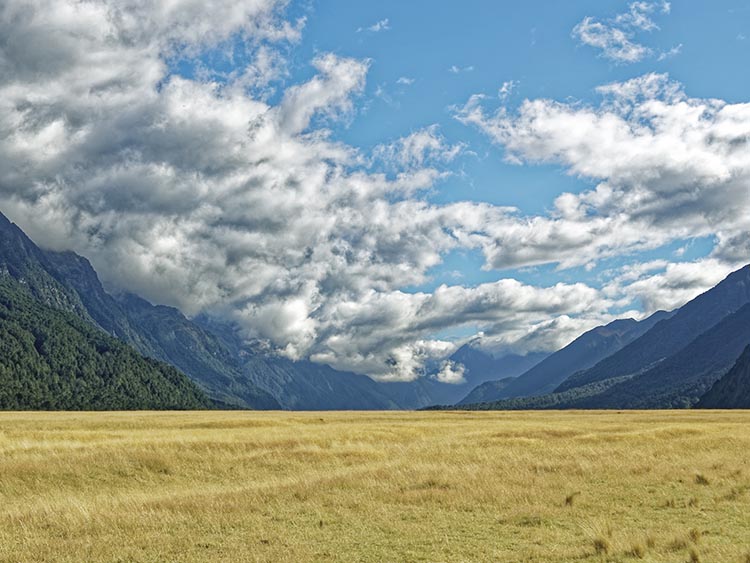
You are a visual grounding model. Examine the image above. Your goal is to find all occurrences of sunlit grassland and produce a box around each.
[1,410,749,563]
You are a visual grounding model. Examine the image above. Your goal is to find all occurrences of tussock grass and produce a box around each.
[0,410,749,562]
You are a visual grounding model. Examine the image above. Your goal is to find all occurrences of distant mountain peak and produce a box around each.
[458,308,674,405]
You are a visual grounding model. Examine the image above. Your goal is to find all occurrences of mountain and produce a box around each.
[5,204,703,412]
[0,213,280,409]
[0,276,209,410]
[189,314,406,410]
[452,265,750,411]
[456,377,517,405]
[0,212,497,410]
[556,265,750,393]
[0,213,90,319]
[386,345,548,409]
[115,294,281,409]
[0,210,572,411]
[390,349,547,409]
[43,251,160,357]
[413,345,545,407]
[45,248,405,411]
[569,303,750,408]
[192,316,549,410]
[17,205,745,413]
[240,355,402,410]
[697,345,750,409]
[459,311,672,405]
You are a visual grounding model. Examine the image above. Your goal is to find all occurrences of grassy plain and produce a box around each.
[0,410,749,563]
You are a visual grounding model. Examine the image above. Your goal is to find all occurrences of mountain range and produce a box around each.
[458,311,672,405]
[2,210,749,411]
[0,211,544,410]
[449,264,750,411]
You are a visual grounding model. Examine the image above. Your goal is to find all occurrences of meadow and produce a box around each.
[0,410,749,563]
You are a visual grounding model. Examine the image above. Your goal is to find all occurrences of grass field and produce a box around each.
[1,411,749,563]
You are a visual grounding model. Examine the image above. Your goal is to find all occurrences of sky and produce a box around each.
[1,0,749,383]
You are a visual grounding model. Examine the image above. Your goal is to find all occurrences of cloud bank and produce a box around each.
[1,1,746,381]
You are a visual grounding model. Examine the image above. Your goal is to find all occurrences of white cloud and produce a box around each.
[573,17,650,63]
[658,43,682,61]
[449,65,474,74]
[2,1,745,384]
[499,80,519,101]
[435,360,466,384]
[615,1,670,31]
[572,1,671,63]
[604,258,737,312]
[483,314,624,356]
[307,278,611,379]
[277,53,369,135]
[396,76,415,85]
[373,125,464,170]
[0,0,619,382]
[357,18,390,33]
[456,73,750,277]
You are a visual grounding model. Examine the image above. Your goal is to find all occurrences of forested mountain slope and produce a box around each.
[0,277,209,410]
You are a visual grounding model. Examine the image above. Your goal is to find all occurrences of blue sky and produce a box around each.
[274,0,749,296]
[3,0,749,380]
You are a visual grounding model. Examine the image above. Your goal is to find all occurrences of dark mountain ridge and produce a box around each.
[450,265,750,411]
[0,275,209,410]
[11,209,745,413]
[569,303,750,408]
[698,345,750,409]
[459,311,672,405]
[557,265,750,393]
[0,212,277,409]
[2,210,505,410]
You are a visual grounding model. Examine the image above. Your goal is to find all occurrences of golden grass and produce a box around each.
[1,410,749,562]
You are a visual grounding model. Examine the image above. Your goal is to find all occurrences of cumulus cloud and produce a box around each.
[0,0,621,381]
[277,53,369,134]
[455,73,750,277]
[372,125,464,170]
[308,278,611,379]
[2,1,744,383]
[572,1,671,63]
[604,258,738,312]
[435,361,466,384]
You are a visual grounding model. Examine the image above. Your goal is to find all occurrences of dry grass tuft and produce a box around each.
[669,537,690,552]
[592,536,610,555]
[626,542,646,558]
[694,473,710,486]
